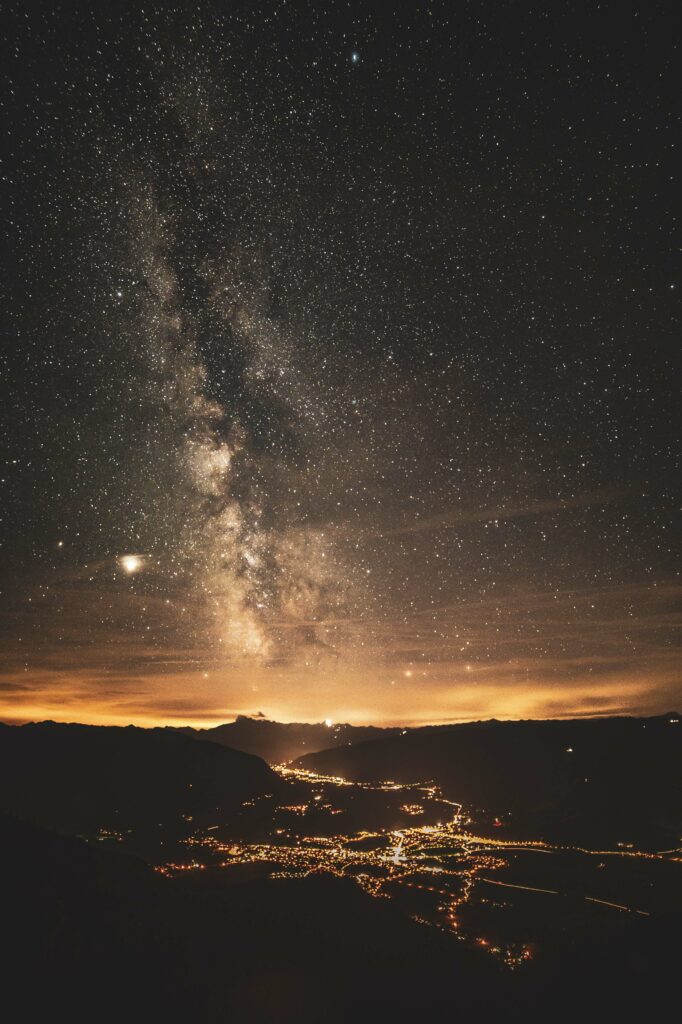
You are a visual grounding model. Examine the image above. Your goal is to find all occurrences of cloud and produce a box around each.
[379,489,624,538]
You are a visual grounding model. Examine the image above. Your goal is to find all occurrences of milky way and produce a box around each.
[1,3,679,725]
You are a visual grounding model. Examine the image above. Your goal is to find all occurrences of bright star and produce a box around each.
[119,554,143,574]
[351,51,360,64]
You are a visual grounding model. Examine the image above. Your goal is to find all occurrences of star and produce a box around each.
[119,554,143,575]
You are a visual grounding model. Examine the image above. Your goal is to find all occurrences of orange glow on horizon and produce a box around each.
[1,657,679,731]
[1,581,678,730]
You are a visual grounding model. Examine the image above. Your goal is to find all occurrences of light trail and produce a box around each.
[584,896,650,916]
[479,877,560,896]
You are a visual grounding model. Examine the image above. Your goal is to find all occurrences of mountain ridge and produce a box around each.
[295,712,682,847]
[176,715,401,763]
[0,720,280,834]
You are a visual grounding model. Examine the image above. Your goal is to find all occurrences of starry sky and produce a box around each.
[1,1,679,727]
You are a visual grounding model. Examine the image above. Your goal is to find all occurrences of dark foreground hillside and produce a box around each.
[3,811,679,1022]
[1,812,507,1023]
[0,721,279,833]
[297,714,682,848]
[178,715,399,763]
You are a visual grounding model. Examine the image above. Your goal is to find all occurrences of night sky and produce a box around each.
[1,2,679,727]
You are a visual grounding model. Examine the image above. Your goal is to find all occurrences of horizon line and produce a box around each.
[2,707,680,732]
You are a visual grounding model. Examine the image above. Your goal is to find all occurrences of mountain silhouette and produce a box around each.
[296,714,682,848]
[178,715,400,764]
[0,721,279,834]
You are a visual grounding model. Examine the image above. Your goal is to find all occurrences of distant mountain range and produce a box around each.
[3,713,681,850]
[0,721,279,833]
[177,715,400,764]
[296,713,682,848]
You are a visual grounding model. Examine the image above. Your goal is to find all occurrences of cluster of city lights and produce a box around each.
[148,764,678,966]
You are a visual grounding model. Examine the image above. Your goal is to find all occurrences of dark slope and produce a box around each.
[0,721,279,833]
[297,714,682,847]
[1,812,508,1023]
[4,812,680,1022]
[1,812,178,1020]
[178,715,399,764]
